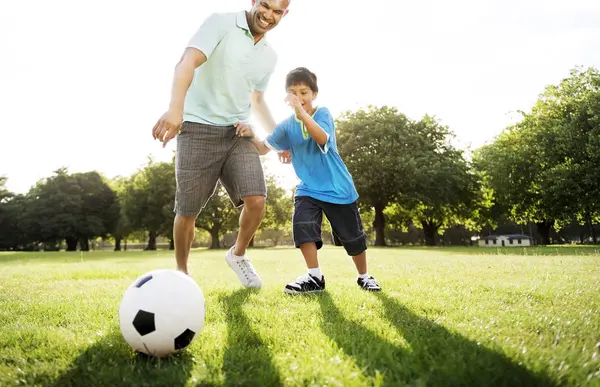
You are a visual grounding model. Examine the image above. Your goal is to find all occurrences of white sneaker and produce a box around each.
[225,247,262,288]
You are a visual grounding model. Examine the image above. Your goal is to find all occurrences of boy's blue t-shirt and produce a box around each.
[264,107,359,205]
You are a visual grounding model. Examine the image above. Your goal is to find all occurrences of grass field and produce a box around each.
[1,246,599,386]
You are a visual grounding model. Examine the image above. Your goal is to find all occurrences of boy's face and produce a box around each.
[287,83,317,113]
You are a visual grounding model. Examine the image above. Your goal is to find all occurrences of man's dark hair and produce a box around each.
[285,67,318,92]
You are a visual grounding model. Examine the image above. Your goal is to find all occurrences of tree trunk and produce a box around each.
[209,228,220,249]
[79,238,89,251]
[421,220,439,246]
[146,230,157,250]
[536,220,553,245]
[249,236,255,248]
[373,204,386,246]
[587,215,597,244]
[114,238,122,251]
[169,238,175,250]
[65,237,78,251]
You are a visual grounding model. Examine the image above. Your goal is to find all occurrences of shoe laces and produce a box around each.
[236,258,258,279]
[295,273,315,285]
[362,276,378,288]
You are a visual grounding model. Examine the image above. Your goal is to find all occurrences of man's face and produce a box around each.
[249,0,290,36]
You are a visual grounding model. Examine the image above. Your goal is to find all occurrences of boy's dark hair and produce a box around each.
[285,67,318,93]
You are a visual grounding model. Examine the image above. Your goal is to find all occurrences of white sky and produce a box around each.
[1,0,599,194]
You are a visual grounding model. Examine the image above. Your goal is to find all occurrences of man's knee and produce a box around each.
[243,195,265,214]
[175,214,197,226]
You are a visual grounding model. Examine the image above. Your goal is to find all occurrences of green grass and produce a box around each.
[1,246,599,386]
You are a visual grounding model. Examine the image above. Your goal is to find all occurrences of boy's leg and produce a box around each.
[324,201,382,292]
[284,196,326,294]
[220,132,267,288]
[173,122,226,274]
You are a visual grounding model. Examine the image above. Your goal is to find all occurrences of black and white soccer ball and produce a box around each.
[119,269,205,358]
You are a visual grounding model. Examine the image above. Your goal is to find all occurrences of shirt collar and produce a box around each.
[237,10,268,47]
[236,10,250,30]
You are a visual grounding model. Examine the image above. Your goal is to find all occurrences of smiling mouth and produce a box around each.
[257,14,271,29]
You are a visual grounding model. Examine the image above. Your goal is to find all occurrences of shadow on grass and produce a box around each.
[317,292,556,387]
[219,288,282,387]
[47,330,194,387]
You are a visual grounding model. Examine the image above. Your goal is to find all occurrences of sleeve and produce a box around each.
[186,13,227,59]
[255,70,273,92]
[264,120,291,152]
[314,108,335,154]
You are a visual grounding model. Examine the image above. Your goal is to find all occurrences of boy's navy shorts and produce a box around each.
[292,196,367,256]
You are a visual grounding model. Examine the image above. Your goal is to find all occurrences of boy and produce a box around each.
[237,67,381,294]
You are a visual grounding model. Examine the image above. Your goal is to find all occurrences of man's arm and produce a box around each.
[152,48,206,146]
[153,13,224,146]
[169,48,206,114]
[251,90,277,133]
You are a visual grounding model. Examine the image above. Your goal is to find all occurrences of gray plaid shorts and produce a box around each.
[173,121,266,216]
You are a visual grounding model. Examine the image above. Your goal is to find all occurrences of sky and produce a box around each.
[1,0,599,194]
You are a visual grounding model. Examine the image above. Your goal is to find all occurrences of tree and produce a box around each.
[122,158,176,250]
[258,175,293,246]
[72,171,120,251]
[195,183,239,249]
[407,116,482,246]
[336,106,422,246]
[473,66,600,244]
[0,177,18,250]
[473,128,556,244]
[531,66,600,242]
[109,176,134,251]
[23,169,119,251]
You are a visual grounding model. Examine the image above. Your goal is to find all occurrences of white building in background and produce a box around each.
[478,234,533,247]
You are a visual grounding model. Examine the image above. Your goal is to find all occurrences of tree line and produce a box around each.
[0,66,598,251]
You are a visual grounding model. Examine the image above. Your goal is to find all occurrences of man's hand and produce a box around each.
[152,109,183,148]
[234,122,255,138]
[278,150,291,164]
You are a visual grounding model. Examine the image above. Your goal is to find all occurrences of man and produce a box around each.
[152,0,291,287]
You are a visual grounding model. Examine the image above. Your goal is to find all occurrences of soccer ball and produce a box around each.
[118,269,205,358]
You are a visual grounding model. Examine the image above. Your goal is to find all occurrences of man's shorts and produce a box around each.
[173,121,266,216]
[292,196,368,257]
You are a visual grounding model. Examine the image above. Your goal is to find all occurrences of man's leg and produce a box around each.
[233,195,265,257]
[173,122,224,274]
[220,133,267,287]
[173,215,196,274]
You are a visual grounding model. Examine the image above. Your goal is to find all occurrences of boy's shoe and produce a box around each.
[357,276,381,292]
[225,247,262,288]
[284,273,326,294]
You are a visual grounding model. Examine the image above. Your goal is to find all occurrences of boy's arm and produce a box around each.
[237,121,290,156]
[296,109,328,145]
[285,94,329,146]
[250,137,271,155]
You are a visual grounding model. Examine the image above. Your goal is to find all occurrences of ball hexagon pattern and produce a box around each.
[119,269,205,358]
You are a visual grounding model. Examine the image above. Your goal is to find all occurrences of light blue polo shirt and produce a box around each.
[183,11,277,126]
[264,107,360,205]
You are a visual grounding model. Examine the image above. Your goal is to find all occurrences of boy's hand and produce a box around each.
[284,93,303,112]
[234,122,255,138]
[278,150,292,164]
